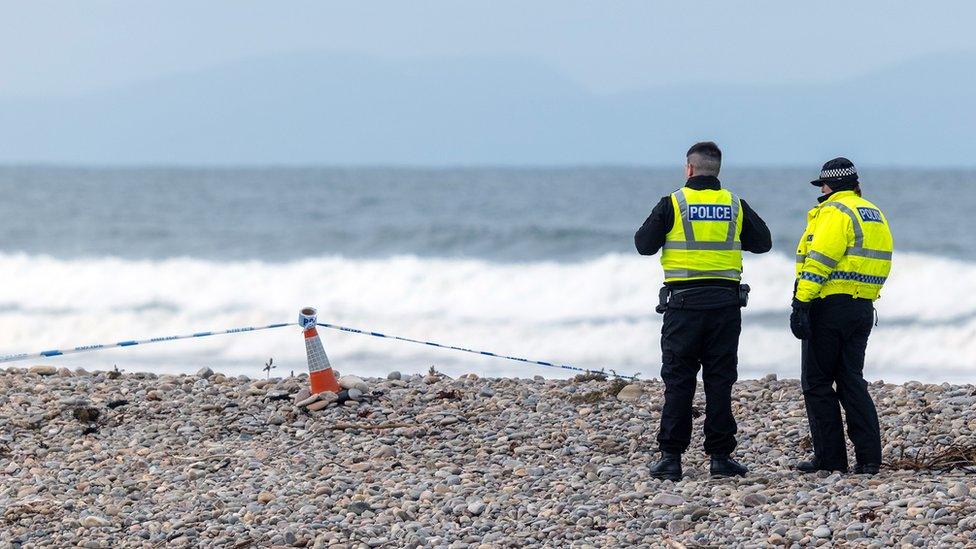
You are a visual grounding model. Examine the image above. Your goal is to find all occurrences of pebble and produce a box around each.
[29,365,57,376]
[812,526,832,538]
[388,371,402,380]
[292,387,311,401]
[338,375,368,392]
[670,520,694,534]
[348,502,372,515]
[741,493,768,507]
[651,494,685,506]
[615,383,642,402]
[0,371,969,547]
[196,367,214,379]
[80,516,110,528]
[306,399,331,412]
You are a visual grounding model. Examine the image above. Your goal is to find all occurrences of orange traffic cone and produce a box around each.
[299,307,340,394]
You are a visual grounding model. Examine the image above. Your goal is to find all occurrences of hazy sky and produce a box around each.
[2,1,975,97]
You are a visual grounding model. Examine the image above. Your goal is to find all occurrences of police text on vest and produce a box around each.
[688,204,734,221]
[857,207,883,223]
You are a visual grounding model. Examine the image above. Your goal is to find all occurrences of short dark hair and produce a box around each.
[686,141,722,176]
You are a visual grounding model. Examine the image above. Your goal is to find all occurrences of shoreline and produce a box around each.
[1,367,974,547]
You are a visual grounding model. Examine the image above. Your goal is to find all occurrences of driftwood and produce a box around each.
[885,442,976,472]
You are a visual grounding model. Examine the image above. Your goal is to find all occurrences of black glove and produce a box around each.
[790,299,813,340]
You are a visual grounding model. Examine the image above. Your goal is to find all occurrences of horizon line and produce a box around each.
[0,162,973,172]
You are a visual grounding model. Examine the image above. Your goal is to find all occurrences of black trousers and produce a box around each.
[801,294,882,469]
[657,290,741,456]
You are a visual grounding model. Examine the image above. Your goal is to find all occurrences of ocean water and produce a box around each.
[0,166,972,382]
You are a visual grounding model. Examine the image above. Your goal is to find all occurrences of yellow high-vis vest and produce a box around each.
[795,190,893,302]
[661,188,743,283]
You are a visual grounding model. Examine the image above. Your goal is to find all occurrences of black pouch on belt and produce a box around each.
[739,284,751,308]
[655,286,670,314]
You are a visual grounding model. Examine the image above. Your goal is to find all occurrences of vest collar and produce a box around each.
[817,189,857,204]
[685,175,721,190]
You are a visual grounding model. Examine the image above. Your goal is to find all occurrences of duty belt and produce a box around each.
[655,284,749,313]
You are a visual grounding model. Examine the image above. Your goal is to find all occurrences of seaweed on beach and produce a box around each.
[885,441,976,472]
[606,378,628,398]
[572,371,608,383]
[435,389,461,400]
[799,435,812,451]
[72,407,100,423]
[569,378,630,404]
[262,357,276,379]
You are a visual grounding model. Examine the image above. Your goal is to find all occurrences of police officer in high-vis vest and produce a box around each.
[791,157,893,475]
[635,142,771,480]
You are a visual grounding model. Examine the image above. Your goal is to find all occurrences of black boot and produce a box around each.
[710,455,747,478]
[853,463,880,475]
[796,460,819,473]
[796,459,847,474]
[649,452,682,481]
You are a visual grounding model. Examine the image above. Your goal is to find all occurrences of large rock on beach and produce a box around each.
[338,375,368,392]
[29,365,57,376]
[616,383,643,402]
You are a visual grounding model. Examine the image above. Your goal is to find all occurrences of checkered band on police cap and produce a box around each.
[811,157,859,186]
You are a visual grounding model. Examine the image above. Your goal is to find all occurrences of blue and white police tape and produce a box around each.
[0,322,294,364]
[315,322,638,381]
[0,319,637,380]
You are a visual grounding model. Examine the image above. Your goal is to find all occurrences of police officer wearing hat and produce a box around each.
[791,157,893,474]
[635,142,771,480]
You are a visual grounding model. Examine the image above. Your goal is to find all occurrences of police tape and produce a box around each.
[315,322,638,380]
[0,322,295,364]
[0,320,637,380]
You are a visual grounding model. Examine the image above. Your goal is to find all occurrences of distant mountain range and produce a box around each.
[1,52,973,166]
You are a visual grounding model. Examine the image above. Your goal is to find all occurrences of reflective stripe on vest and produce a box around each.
[665,241,743,251]
[847,247,892,260]
[664,269,743,280]
[806,250,838,268]
[799,248,889,263]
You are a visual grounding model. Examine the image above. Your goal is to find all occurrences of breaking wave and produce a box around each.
[0,252,971,382]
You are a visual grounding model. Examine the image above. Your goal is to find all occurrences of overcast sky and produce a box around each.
[2,0,975,98]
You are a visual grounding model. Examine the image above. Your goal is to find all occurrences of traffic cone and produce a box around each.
[299,307,340,394]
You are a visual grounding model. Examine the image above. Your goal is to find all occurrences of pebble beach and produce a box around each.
[1,366,975,548]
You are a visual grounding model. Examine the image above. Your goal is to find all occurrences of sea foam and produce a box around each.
[0,252,971,382]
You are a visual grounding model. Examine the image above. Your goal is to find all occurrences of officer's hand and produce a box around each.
[790,299,813,340]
